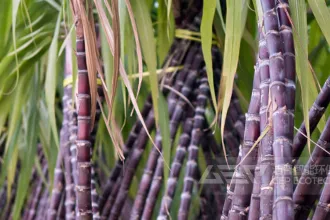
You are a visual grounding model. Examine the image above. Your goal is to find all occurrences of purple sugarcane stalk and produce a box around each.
[228,60,261,219]
[293,118,330,219]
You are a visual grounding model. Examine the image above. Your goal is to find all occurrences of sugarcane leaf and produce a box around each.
[158,93,171,188]
[252,0,263,19]
[219,0,245,163]
[45,10,61,148]
[10,0,21,96]
[201,0,217,115]
[158,0,174,65]
[216,0,226,32]
[12,69,39,220]
[7,146,18,199]
[167,0,172,23]
[308,0,330,45]
[95,0,158,158]
[45,0,61,11]
[131,0,159,127]
[0,0,12,59]
[124,0,143,98]
[289,0,320,154]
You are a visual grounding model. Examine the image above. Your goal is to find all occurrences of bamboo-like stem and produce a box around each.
[130,131,163,219]
[25,167,47,220]
[131,46,201,219]
[98,40,186,212]
[312,133,330,220]
[107,110,155,220]
[261,1,295,219]
[221,151,242,220]
[228,62,261,219]
[47,154,64,220]
[63,42,76,220]
[177,76,209,220]
[292,77,330,161]
[140,156,165,220]
[276,0,296,114]
[248,148,261,220]
[75,16,93,220]
[36,187,49,220]
[100,177,121,219]
[98,96,152,212]
[293,118,330,219]
[111,48,202,220]
[257,20,274,220]
[157,114,194,220]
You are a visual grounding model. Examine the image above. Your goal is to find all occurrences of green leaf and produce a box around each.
[131,0,159,126]
[289,0,320,154]
[12,71,39,220]
[158,93,171,191]
[0,0,12,59]
[308,0,330,45]
[201,0,217,115]
[219,0,245,162]
[157,0,174,65]
[45,10,62,148]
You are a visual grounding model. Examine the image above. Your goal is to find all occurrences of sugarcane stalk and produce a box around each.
[312,157,330,220]
[228,61,261,219]
[140,156,165,220]
[248,148,261,220]
[293,118,330,219]
[98,39,187,212]
[98,96,152,212]
[178,76,209,220]
[157,113,194,220]
[261,1,295,219]
[107,110,155,220]
[47,154,64,220]
[28,167,48,220]
[144,77,204,220]
[62,39,77,220]
[292,77,330,161]
[72,1,93,218]
[110,47,203,220]
[36,187,49,220]
[100,176,121,219]
[257,19,275,220]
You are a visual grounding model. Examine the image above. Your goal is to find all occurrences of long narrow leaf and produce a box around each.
[201,0,217,115]
[219,0,245,161]
[289,0,320,153]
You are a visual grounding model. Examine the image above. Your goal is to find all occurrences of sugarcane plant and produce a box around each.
[1,0,330,220]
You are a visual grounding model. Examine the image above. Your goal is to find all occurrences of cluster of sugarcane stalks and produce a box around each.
[2,0,330,220]
[220,1,330,220]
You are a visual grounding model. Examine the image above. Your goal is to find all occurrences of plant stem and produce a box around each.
[228,60,261,219]
[292,77,330,162]
[75,13,93,220]
[178,76,209,220]
[293,118,330,219]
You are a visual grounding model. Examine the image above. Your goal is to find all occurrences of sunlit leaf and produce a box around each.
[219,0,245,162]
[308,0,330,45]
[45,10,61,148]
[289,0,320,153]
[201,0,217,115]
